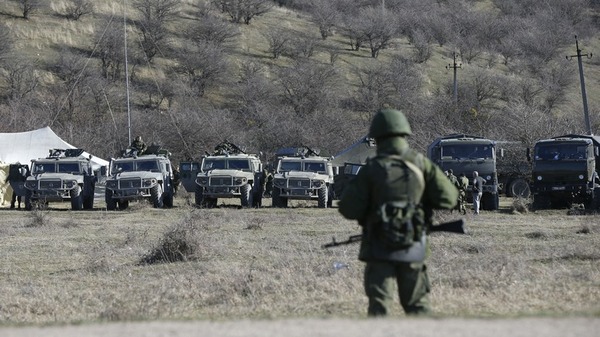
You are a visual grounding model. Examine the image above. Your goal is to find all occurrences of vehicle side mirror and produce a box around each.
[498,148,504,158]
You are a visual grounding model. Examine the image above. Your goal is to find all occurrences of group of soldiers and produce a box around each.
[444,169,469,214]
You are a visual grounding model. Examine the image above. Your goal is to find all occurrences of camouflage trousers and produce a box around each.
[364,260,431,316]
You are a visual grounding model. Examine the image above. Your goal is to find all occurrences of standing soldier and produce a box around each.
[338,108,458,317]
[472,170,486,214]
[457,172,469,214]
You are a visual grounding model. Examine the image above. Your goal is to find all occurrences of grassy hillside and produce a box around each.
[1,0,600,159]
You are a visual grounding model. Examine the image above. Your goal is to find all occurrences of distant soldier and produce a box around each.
[457,172,469,214]
[447,169,459,188]
[5,163,29,209]
[130,136,147,156]
[172,165,181,195]
[472,171,486,215]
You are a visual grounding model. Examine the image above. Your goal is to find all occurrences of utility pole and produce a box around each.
[446,52,462,104]
[566,36,593,135]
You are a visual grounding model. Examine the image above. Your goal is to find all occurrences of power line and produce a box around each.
[446,51,462,105]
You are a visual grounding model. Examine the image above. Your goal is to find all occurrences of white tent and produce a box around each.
[0,126,108,168]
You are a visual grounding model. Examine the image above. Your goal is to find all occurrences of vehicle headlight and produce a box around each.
[312,180,324,188]
[536,176,543,181]
[142,178,157,187]
[64,180,77,189]
[578,174,584,180]
[106,180,118,189]
[274,179,286,187]
[196,177,208,185]
[485,175,492,181]
[234,177,247,185]
[24,181,37,189]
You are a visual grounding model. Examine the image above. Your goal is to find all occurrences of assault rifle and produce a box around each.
[322,218,467,248]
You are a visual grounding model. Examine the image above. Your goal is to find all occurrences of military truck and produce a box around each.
[104,145,175,210]
[180,141,264,208]
[271,146,335,208]
[427,134,500,210]
[23,149,97,210]
[529,134,600,210]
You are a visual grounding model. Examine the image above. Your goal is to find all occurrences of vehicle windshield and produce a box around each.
[344,164,363,175]
[113,161,134,172]
[280,161,302,172]
[535,144,588,161]
[441,144,494,159]
[202,158,250,171]
[58,163,81,173]
[136,160,160,171]
[304,161,326,173]
[33,162,57,174]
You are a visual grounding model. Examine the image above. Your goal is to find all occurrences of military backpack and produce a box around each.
[368,153,425,250]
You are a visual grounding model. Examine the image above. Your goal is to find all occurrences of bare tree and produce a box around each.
[212,0,273,24]
[132,0,180,62]
[0,25,14,64]
[174,41,230,96]
[307,0,340,40]
[0,57,39,100]
[263,29,291,59]
[93,20,125,81]
[16,0,42,19]
[343,7,398,58]
[277,60,339,116]
[63,0,95,21]
[185,14,240,46]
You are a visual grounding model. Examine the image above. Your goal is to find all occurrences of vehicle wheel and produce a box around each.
[318,185,328,208]
[327,185,334,208]
[531,194,550,211]
[118,200,129,210]
[508,178,531,198]
[105,189,117,210]
[151,184,163,208]
[272,188,287,208]
[195,184,204,207]
[592,187,600,211]
[241,183,252,207]
[481,193,498,211]
[24,190,33,211]
[163,189,174,208]
[83,195,94,210]
[70,185,83,210]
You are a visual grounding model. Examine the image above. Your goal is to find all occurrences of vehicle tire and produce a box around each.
[531,194,550,211]
[240,183,252,207]
[272,188,287,208]
[318,185,328,208]
[105,189,117,210]
[163,189,174,208]
[70,185,83,210]
[507,178,531,198]
[195,184,204,207]
[151,184,163,208]
[25,190,33,211]
[592,187,600,211]
[327,185,334,208]
[118,200,129,210]
[83,195,94,210]
[481,192,498,211]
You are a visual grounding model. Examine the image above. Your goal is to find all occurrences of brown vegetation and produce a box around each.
[0,197,598,323]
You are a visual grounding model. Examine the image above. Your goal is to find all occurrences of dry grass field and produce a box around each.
[0,195,598,332]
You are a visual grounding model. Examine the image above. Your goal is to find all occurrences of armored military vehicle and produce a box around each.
[23,149,97,210]
[529,134,600,210]
[271,146,335,208]
[104,145,175,210]
[180,141,264,208]
[427,134,500,210]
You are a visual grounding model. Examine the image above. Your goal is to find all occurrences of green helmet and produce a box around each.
[368,108,412,139]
